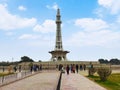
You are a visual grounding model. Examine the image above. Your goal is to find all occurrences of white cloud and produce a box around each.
[0,0,8,3]
[66,18,120,48]
[75,18,109,32]
[0,4,37,30]
[98,0,120,14]
[18,34,54,47]
[19,34,41,40]
[116,15,120,23]
[68,30,120,47]
[18,5,26,11]
[5,32,14,36]
[46,3,58,10]
[98,0,113,8]
[33,19,55,33]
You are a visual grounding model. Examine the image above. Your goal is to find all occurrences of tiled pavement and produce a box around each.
[0,70,107,90]
[61,72,106,90]
[0,71,60,90]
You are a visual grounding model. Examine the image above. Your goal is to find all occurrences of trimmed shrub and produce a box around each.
[88,68,96,76]
[97,67,112,81]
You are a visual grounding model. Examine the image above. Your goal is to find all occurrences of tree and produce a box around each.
[104,59,109,64]
[0,61,9,66]
[38,60,42,62]
[98,59,109,64]
[20,56,34,63]
[98,59,105,64]
[110,58,120,65]
[97,67,112,81]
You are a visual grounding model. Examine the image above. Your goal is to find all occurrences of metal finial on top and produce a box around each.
[57,8,60,15]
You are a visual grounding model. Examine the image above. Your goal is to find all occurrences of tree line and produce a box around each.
[98,58,120,65]
[0,56,35,66]
[1,56,120,66]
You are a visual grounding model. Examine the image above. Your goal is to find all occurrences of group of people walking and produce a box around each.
[30,64,42,72]
[9,64,42,73]
[61,64,86,75]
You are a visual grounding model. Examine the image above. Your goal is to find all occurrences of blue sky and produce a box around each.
[0,0,120,62]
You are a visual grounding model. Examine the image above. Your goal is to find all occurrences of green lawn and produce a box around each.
[0,72,14,77]
[87,73,120,90]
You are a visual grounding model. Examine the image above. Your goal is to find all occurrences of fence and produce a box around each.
[0,71,40,86]
[56,71,62,90]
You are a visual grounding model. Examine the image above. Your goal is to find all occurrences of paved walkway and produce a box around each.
[61,73,106,90]
[0,70,107,90]
[0,71,60,90]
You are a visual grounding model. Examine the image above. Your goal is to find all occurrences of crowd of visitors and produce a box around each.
[6,64,42,73]
[1,63,92,75]
[58,64,87,75]
[30,64,42,72]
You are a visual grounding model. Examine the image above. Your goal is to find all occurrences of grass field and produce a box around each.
[79,70,120,90]
[0,72,14,77]
[87,73,120,90]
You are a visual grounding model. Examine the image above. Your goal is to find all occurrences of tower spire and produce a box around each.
[57,8,60,15]
[55,8,63,51]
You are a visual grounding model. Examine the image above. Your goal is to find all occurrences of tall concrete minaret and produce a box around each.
[55,9,63,51]
[49,9,69,61]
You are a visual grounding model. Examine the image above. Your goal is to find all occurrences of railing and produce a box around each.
[0,71,40,86]
[56,71,62,90]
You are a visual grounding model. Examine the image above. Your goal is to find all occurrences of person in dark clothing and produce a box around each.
[30,65,33,72]
[40,64,42,71]
[19,65,21,72]
[66,65,70,75]
[91,64,93,68]
[13,66,17,72]
[70,64,73,73]
[72,64,75,73]
[33,65,37,72]
[59,64,63,71]
[80,64,83,71]
[2,66,5,72]
[76,64,79,73]
[83,64,86,71]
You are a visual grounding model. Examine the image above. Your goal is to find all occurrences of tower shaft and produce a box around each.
[55,9,63,51]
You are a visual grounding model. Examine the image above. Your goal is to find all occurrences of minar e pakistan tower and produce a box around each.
[49,9,69,61]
